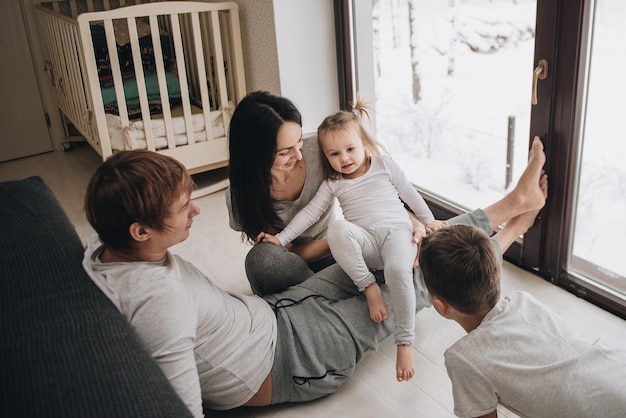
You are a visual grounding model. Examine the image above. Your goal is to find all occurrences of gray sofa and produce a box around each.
[0,176,193,417]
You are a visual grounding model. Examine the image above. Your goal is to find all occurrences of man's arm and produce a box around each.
[131,282,203,417]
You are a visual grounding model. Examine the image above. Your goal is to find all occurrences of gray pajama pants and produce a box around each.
[261,209,495,405]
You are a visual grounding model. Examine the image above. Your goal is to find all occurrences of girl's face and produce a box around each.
[320,125,367,179]
[273,121,303,172]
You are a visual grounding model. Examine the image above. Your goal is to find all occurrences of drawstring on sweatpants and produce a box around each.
[292,370,337,385]
[271,294,324,315]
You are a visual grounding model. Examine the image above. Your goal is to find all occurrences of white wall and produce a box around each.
[232,0,282,94]
[230,0,340,134]
[273,0,339,134]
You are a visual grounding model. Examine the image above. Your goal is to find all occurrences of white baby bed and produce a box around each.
[34,0,246,196]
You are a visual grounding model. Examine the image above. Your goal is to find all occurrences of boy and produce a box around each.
[419,222,626,418]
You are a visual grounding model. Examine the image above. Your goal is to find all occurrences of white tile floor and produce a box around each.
[2,145,626,418]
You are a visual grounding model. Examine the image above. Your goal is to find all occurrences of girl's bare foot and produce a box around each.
[363,283,388,323]
[396,344,415,382]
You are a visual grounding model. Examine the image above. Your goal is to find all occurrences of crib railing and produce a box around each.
[76,2,246,158]
[35,0,154,19]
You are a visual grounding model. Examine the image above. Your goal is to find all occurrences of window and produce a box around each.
[567,0,626,305]
[371,0,536,212]
[344,0,626,317]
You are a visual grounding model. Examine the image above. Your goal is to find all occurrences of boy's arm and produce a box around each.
[445,349,499,418]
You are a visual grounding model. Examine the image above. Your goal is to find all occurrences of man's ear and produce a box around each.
[129,222,151,242]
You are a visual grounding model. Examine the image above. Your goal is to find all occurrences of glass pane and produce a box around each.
[372,0,537,211]
[570,0,626,294]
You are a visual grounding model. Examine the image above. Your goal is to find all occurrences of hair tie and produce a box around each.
[351,108,358,116]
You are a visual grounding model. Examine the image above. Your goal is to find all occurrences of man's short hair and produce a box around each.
[85,150,193,251]
[419,224,501,314]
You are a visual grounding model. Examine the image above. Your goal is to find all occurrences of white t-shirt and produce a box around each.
[83,235,276,416]
[445,291,626,418]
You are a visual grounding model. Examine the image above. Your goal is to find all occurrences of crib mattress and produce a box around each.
[105,104,225,152]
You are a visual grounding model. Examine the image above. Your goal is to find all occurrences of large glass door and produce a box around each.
[567,0,626,303]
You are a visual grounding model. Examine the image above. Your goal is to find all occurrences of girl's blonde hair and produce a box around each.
[317,97,386,180]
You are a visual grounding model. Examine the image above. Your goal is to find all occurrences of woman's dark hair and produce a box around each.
[228,91,302,241]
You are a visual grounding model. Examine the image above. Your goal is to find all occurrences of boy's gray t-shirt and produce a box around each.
[445,291,626,418]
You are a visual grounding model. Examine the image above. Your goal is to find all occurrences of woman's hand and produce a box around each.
[255,231,281,246]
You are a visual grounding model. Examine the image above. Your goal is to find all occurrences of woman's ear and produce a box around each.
[129,222,151,242]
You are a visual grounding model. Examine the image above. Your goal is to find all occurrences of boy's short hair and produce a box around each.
[85,150,193,251]
[419,224,501,314]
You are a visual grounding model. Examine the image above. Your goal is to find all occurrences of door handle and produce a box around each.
[532,59,548,105]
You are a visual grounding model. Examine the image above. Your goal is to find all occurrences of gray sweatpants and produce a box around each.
[262,209,494,405]
[245,243,335,296]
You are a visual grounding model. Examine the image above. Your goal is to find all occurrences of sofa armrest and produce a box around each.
[0,176,192,417]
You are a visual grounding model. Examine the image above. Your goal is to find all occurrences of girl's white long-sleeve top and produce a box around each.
[276,155,434,246]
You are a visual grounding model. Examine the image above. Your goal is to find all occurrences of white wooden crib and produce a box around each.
[34,0,246,196]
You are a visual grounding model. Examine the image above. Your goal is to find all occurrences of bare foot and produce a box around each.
[363,283,388,323]
[396,345,415,382]
[510,137,547,213]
